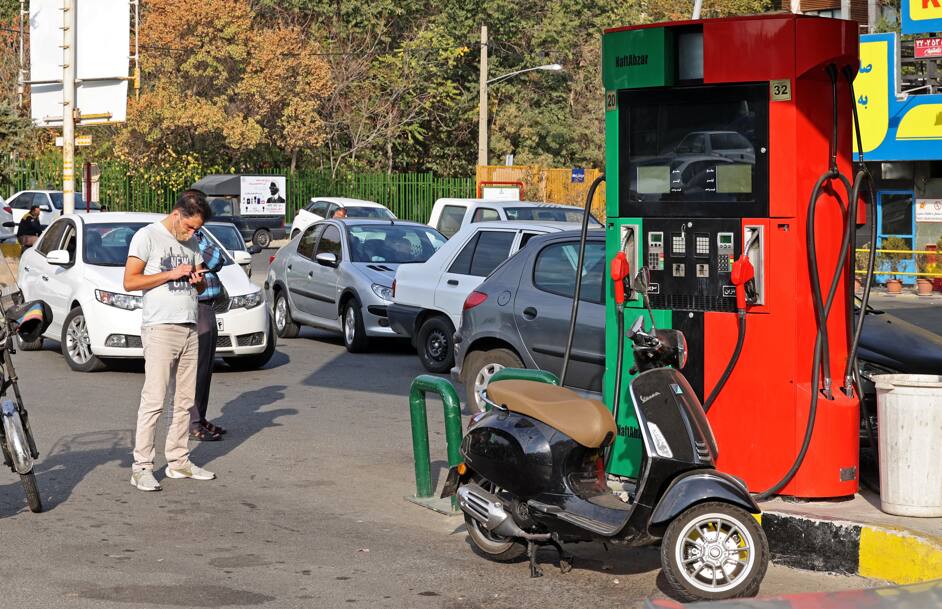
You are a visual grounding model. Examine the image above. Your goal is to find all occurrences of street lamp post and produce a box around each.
[476,27,562,167]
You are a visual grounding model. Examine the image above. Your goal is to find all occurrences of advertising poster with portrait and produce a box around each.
[240,176,287,216]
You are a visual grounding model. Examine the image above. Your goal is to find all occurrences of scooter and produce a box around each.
[442,270,769,602]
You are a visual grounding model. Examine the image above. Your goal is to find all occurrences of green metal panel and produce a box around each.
[604,218,673,479]
[602,27,674,91]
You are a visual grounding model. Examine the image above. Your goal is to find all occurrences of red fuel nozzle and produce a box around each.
[731,255,756,310]
[611,253,631,305]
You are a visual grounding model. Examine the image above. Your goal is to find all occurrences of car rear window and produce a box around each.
[533,241,605,304]
[343,206,394,219]
[436,205,466,238]
[504,207,599,225]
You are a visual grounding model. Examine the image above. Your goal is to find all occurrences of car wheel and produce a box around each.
[252,229,272,249]
[224,318,277,371]
[464,348,523,412]
[417,315,455,373]
[61,307,106,372]
[15,333,43,351]
[342,301,369,353]
[274,291,300,338]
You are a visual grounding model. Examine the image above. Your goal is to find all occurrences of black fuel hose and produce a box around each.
[560,174,605,387]
[607,301,626,468]
[703,309,745,413]
[756,64,856,500]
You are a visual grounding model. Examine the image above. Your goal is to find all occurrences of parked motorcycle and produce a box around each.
[0,254,51,513]
[442,273,769,602]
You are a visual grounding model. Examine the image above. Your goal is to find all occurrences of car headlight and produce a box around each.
[371,283,393,301]
[230,290,263,309]
[95,289,142,311]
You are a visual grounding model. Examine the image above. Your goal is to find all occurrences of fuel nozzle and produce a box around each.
[731,255,757,311]
[610,252,631,310]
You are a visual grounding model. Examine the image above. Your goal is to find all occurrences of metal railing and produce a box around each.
[855,248,942,278]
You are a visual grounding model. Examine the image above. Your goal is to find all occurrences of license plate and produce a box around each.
[440,466,462,498]
[216,319,224,332]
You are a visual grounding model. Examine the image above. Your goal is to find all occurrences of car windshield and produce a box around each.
[347,225,446,263]
[49,192,100,210]
[205,224,246,251]
[83,222,233,267]
[343,206,395,219]
[503,207,600,225]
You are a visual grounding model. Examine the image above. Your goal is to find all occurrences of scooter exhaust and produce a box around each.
[457,483,548,540]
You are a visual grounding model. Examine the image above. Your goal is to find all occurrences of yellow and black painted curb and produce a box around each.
[760,511,942,584]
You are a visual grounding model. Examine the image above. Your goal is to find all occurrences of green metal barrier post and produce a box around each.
[407,375,463,515]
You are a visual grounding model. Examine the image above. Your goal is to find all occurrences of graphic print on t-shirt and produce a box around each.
[159,247,195,293]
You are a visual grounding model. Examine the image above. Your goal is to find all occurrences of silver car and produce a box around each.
[265,219,447,352]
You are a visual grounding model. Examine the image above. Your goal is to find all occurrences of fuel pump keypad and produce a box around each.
[643,220,741,312]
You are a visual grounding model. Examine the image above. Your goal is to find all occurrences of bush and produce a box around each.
[879,236,910,280]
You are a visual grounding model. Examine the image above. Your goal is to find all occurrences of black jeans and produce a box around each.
[195,302,217,423]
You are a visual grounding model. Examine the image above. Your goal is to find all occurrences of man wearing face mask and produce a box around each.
[124,190,215,492]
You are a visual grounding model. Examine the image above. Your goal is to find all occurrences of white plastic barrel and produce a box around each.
[874,374,942,517]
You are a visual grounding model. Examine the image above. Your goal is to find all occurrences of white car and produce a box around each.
[427,198,600,239]
[0,197,14,242]
[387,221,593,372]
[17,212,274,372]
[289,198,394,240]
[6,190,102,228]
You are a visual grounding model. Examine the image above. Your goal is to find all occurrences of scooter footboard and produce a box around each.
[647,470,759,533]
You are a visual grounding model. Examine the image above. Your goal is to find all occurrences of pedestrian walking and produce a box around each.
[16,205,43,248]
[124,190,216,492]
[190,226,227,441]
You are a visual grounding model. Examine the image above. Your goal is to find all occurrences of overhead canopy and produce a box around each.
[190,175,242,197]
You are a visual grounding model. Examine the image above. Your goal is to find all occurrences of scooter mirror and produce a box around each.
[628,315,645,338]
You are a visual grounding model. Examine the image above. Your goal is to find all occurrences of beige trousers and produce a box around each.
[133,323,198,471]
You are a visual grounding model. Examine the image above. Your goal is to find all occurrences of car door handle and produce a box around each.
[523,307,538,319]
[41,275,49,282]
[23,266,30,273]
[308,271,314,278]
[287,264,293,271]
[447,279,459,286]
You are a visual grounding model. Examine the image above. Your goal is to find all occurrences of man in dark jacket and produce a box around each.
[17,206,43,248]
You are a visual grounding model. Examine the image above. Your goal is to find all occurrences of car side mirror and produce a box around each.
[46,249,70,265]
[232,250,252,265]
[247,244,262,255]
[315,252,338,267]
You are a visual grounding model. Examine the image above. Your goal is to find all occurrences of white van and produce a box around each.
[427,198,599,239]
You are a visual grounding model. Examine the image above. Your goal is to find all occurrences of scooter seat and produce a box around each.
[486,380,616,448]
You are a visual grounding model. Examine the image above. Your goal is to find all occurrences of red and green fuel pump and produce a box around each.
[600,14,870,499]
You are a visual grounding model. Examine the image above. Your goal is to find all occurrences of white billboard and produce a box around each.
[240,176,287,216]
[30,0,130,126]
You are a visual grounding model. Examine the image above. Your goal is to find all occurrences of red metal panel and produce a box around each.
[703,16,795,83]
[795,17,859,77]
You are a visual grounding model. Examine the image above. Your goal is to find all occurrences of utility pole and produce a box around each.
[477,25,488,168]
[17,0,26,108]
[62,0,76,214]
[868,0,879,33]
[841,0,851,20]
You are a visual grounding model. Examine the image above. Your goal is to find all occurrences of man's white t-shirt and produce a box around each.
[128,222,200,327]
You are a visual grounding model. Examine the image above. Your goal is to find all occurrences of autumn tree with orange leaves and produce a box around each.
[115,0,333,187]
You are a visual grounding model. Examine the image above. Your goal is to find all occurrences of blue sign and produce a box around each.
[855,33,942,161]
[571,167,585,183]
[902,0,942,35]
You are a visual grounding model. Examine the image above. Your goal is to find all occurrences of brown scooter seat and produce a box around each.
[486,380,617,448]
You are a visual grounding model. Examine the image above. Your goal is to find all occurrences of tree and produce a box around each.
[115,0,333,186]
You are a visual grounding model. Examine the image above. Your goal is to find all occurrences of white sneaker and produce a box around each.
[165,464,215,481]
[130,469,162,491]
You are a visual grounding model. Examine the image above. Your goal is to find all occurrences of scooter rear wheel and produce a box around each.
[464,478,526,562]
[660,501,768,602]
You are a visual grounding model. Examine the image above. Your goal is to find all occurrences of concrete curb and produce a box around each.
[761,510,942,584]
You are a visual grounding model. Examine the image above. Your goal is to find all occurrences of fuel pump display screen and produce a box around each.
[618,84,768,219]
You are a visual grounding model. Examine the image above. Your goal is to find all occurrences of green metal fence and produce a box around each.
[8,159,475,224]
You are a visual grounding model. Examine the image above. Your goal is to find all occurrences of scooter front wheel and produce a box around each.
[20,472,41,513]
[661,501,768,602]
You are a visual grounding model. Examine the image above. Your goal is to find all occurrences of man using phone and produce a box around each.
[124,190,215,492]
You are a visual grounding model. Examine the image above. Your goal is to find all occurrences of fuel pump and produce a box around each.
[601,14,867,498]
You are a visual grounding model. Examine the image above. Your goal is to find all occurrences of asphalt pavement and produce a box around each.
[0,252,876,608]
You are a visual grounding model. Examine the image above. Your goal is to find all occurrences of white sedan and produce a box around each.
[289,197,394,240]
[17,212,274,372]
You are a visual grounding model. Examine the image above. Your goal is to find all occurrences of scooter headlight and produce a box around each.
[646,422,674,459]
